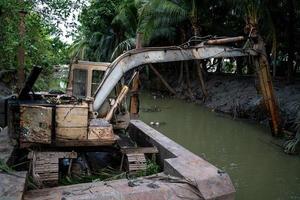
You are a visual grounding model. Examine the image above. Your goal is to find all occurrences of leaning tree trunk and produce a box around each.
[178,62,184,84]
[149,64,176,95]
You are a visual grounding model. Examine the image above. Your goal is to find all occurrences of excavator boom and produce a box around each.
[93,45,256,111]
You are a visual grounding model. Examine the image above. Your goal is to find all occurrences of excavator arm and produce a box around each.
[93,45,256,111]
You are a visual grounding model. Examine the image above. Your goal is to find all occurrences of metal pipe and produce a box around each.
[206,36,245,45]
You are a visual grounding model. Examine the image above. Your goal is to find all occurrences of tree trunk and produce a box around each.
[178,28,187,85]
[185,63,194,99]
[236,58,243,75]
[196,62,208,100]
[178,62,184,84]
[149,64,176,95]
[17,1,26,92]
[216,58,222,73]
[190,16,201,37]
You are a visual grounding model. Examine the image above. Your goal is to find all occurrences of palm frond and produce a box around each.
[111,37,136,60]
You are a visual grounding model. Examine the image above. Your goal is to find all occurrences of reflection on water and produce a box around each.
[140,93,300,200]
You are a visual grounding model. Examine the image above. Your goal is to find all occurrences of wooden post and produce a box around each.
[129,73,140,118]
[254,36,281,135]
[17,1,26,92]
[129,33,142,118]
[196,61,208,100]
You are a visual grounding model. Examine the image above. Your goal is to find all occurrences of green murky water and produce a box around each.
[140,93,300,200]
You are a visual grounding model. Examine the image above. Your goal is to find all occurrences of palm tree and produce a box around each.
[135,0,210,99]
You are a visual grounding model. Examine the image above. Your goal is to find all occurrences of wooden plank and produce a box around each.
[20,105,52,144]
[56,104,88,128]
[56,127,87,140]
[121,147,158,154]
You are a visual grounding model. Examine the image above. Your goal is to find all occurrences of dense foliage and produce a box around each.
[71,0,300,82]
[0,0,83,90]
[1,0,300,87]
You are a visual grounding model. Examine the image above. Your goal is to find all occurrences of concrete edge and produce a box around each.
[128,120,236,200]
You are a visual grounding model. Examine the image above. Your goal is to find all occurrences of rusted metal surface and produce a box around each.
[88,119,114,140]
[93,45,256,111]
[55,103,88,141]
[20,105,52,146]
[205,36,245,45]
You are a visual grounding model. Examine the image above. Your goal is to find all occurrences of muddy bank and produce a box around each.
[146,74,300,132]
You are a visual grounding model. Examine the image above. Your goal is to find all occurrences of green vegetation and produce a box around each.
[59,160,160,186]
[60,167,126,185]
[0,159,13,173]
[1,0,300,90]
[71,0,300,82]
[0,0,83,90]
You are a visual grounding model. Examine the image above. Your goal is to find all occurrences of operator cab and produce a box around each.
[66,60,111,98]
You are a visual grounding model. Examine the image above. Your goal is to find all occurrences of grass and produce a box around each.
[0,159,13,173]
[59,159,161,186]
[60,167,127,185]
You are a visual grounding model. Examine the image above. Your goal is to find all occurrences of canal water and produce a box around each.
[140,93,300,200]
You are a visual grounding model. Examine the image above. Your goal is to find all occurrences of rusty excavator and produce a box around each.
[0,35,281,200]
